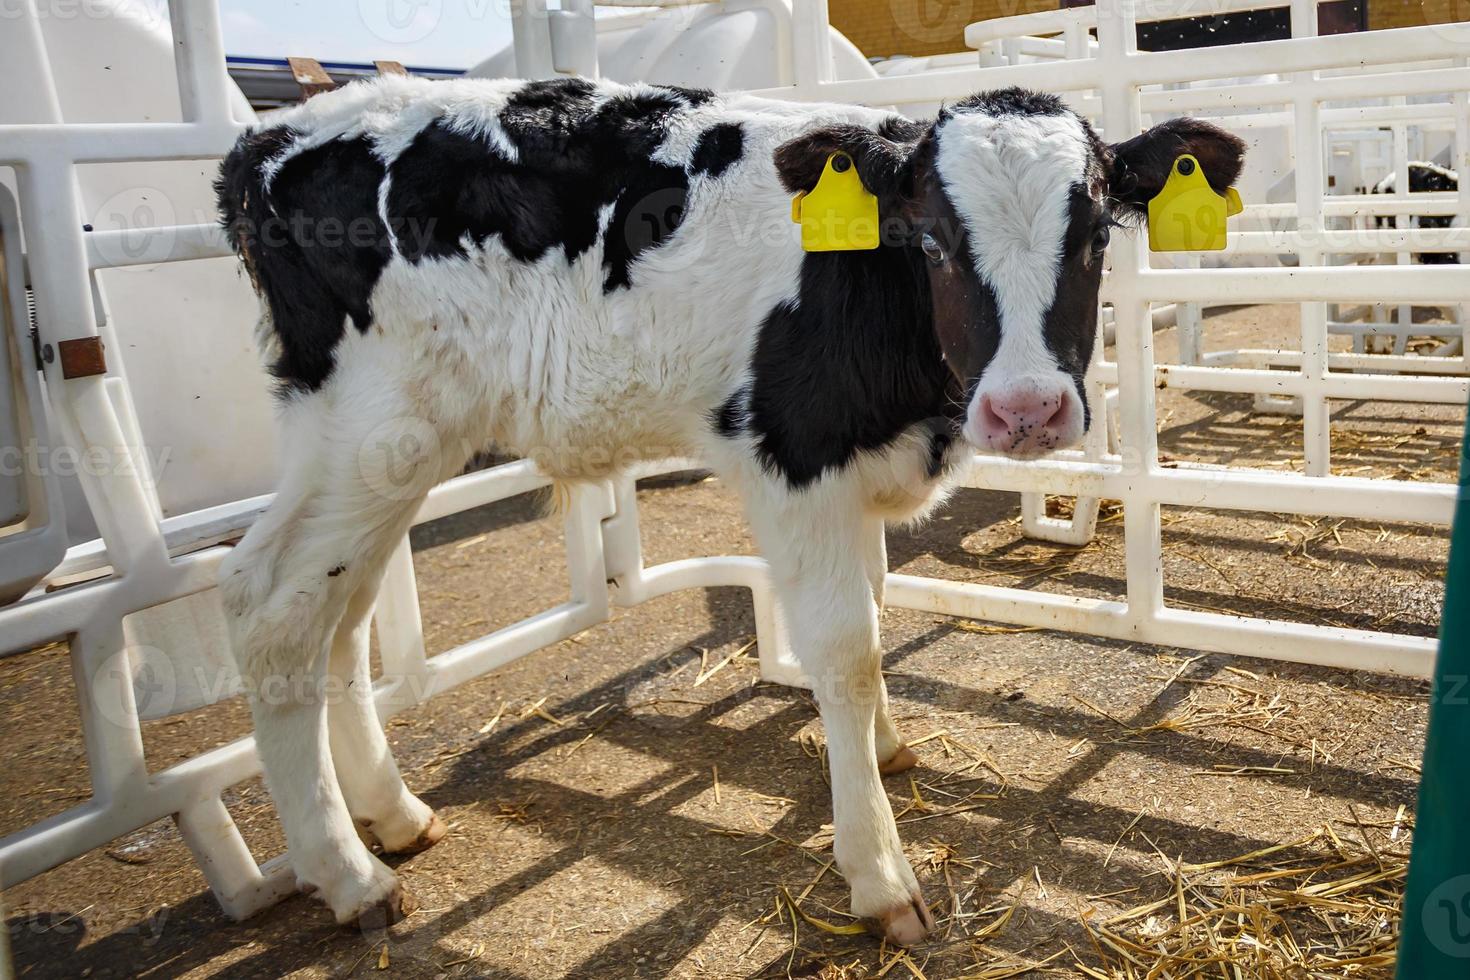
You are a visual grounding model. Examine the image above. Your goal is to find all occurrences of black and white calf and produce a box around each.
[217,76,1242,944]
[1372,161,1460,264]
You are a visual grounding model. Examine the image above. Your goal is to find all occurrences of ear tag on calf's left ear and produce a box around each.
[1148,154,1242,252]
[1225,186,1244,217]
[791,153,880,252]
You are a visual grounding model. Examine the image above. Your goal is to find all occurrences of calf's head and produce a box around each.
[776,89,1245,458]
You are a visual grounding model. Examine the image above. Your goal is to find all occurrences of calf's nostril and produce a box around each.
[1043,389,1070,430]
[980,393,1010,435]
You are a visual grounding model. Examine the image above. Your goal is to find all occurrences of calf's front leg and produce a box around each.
[752,498,934,945]
[858,516,919,776]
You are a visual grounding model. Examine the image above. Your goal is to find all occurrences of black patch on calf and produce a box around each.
[602,160,689,291]
[389,120,600,264]
[1406,163,1458,194]
[1373,163,1460,264]
[774,122,918,200]
[878,115,928,143]
[588,88,700,290]
[670,85,716,106]
[918,178,1002,390]
[217,129,390,393]
[388,79,720,291]
[597,88,688,157]
[1040,186,1106,428]
[691,122,745,178]
[738,246,959,488]
[711,387,749,438]
[498,76,599,170]
[948,87,1068,119]
[923,419,953,479]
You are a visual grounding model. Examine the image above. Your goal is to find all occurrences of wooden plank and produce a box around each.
[374,60,409,76]
[285,56,336,99]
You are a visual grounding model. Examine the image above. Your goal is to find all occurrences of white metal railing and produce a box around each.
[0,0,1463,934]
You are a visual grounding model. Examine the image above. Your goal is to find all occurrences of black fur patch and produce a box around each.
[602,160,689,291]
[498,76,599,170]
[1373,163,1460,264]
[711,387,749,437]
[217,129,389,393]
[917,178,1001,389]
[737,245,960,488]
[388,120,600,264]
[1041,186,1106,427]
[691,122,745,178]
[878,115,928,143]
[390,80,714,291]
[923,419,953,479]
[948,87,1068,119]
[670,85,716,106]
[1406,163,1458,194]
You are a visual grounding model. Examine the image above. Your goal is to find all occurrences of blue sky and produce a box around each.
[220,0,516,70]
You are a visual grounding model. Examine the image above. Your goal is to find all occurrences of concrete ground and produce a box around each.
[1,304,1460,978]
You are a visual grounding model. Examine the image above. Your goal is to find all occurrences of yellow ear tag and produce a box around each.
[1225,186,1244,217]
[791,153,880,252]
[1147,154,1241,252]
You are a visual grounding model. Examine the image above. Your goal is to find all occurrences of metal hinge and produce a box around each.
[57,336,106,379]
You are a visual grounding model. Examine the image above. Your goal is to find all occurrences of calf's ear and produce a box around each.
[774,124,917,200]
[1107,118,1246,221]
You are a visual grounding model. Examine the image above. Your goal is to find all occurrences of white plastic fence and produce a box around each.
[0,0,1464,926]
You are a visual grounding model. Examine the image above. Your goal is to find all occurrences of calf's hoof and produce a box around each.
[878,745,919,777]
[869,893,935,946]
[363,797,445,855]
[385,813,448,856]
[310,853,409,928]
[351,882,416,931]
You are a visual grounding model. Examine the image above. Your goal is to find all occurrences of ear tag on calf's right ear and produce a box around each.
[1147,154,1240,252]
[791,152,880,252]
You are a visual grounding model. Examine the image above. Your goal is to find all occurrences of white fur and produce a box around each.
[934,110,1092,448]
[221,77,1078,940]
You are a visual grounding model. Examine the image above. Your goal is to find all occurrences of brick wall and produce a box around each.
[1367,0,1464,30]
[828,0,1057,59]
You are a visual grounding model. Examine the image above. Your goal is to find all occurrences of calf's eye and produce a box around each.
[920,232,946,265]
[1090,225,1111,256]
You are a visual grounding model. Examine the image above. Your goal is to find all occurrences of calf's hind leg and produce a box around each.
[220,402,455,925]
[327,579,446,854]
